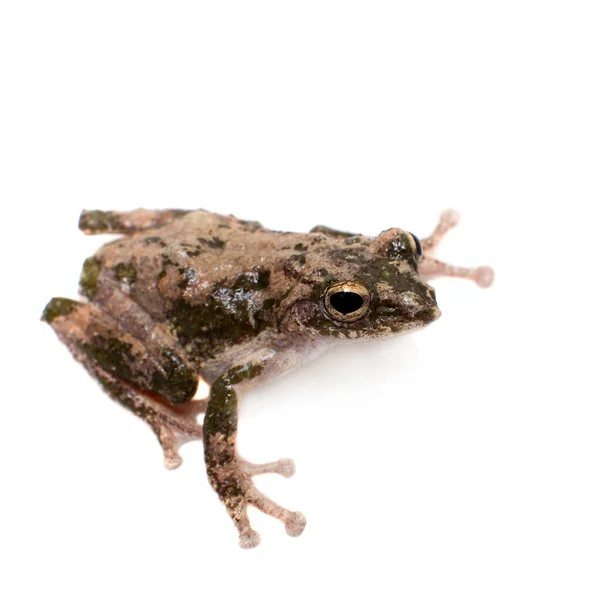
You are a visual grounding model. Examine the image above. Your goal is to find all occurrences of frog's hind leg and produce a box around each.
[87,368,203,470]
[419,209,494,288]
[79,208,192,235]
[42,297,204,469]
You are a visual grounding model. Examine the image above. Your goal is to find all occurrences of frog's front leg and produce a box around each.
[419,209,495,287]
[203,362,306,549]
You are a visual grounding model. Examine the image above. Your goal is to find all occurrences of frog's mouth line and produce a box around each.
[374,304,441,322]
[371,305,441,331]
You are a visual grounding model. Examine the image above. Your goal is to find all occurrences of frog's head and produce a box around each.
[280,228,441,341]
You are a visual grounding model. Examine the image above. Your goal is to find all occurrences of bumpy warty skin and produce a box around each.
[42,208,489,548]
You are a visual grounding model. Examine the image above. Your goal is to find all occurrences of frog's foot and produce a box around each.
[152,408,205,470]
[160,399,209,467]
[94,368,206,471]
[419,209,494,288]
[205,437,305,549]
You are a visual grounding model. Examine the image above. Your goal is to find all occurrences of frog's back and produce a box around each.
[80,210,294,366]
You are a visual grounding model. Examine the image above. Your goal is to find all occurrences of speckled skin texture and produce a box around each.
[43,208,493,548]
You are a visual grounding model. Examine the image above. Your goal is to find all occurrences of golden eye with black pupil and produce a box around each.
[409,232,422,257]
[323,281,371,323]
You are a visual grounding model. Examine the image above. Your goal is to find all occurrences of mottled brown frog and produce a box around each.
[42,208,493,548]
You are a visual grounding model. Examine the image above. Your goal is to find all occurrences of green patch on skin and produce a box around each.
[96,373,123,400]
[284,254,308,278]
[331,248,365,263]
[358,258,397,286]
[79,257,101,299]
[237,219,262,232]
[158,256,176,279]
[208,237,226,249]
[204,363,264,437]
[91,342,196,406]
[185,249,201,257]
[344,236,364,245]
[115,262,137,284]
[347,257,414,294]
[41,297,79,323]
[262,298,278,311]
[81,335,136,383]
[167,282,269,359]
[226,362,263,385]
[310,225,355,238]
[204,380,238,436]
[233,267,271,290]
[79,210,122,233]
[95,374,153,421]
[294,243,308,252]
[197,236,227,249]
[143,236,167,247]
[150,349,198,404]
[304,312,350,338]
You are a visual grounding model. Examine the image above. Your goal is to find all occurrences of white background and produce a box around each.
[1,2,599,599]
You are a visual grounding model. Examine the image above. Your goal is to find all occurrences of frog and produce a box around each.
[42,207,493,549]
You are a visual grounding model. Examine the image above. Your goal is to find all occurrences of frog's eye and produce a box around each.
[323,281,371,323]
[409,232,423,257]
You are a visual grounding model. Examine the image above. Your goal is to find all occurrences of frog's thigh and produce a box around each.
[203,367,306,549]
[43,298,203,469]
[93,286,198,405]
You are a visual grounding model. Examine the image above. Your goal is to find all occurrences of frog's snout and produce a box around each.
[374,279,440,325]
[422,281,441,317]
[397,282,441,323]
